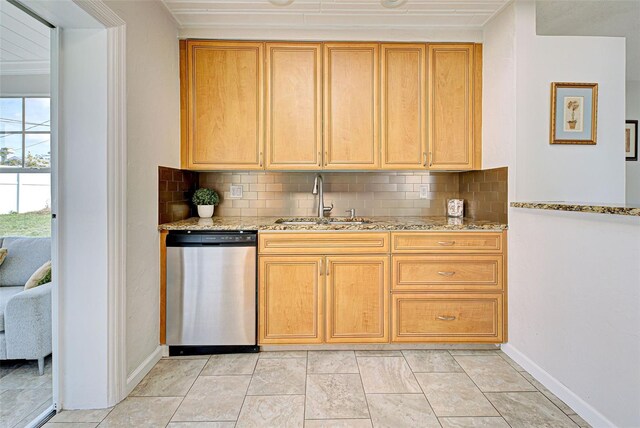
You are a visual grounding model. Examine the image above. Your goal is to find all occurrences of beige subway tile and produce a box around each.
[348,183,365,192]
[405,176,422,184]
[291,192,312,200]
[266,183,283,192]
[396,184,413,191]
[364,183,397,192]
[373,191,406,200]
[240,208,258,216]
[219,208,241,216]
[298,200,316,209]
[250,183,266,192]
[326,183,348,192]
[379,200,414,208]
[240,174,258,184]
[250,200,266,208]
[405,192,420,199]
[288,174,311,184]
[266,199,290,209]
[257,208,288,216]
[257,174,275,184]
[232,199,250,208]
[412,199,432,208]
[389,176,407,184]
[357,192,374,200]
[281,184,299,192]
[372,208,391,216]
[257,192,275,200]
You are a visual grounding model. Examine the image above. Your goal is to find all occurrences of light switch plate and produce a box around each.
[229,185,243,199]
[419,185,429,199]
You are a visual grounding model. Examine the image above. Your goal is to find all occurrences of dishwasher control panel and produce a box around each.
[167,230,257,246]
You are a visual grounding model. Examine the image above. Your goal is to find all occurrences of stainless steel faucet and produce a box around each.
[312,174,333,217]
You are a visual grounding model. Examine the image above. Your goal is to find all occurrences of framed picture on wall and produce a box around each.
[550,82,598,145]
[627,120,638,161]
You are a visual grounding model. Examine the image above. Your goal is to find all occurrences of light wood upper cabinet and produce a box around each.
[381,44,427,170]
[182,40,264,170]
[265,43,322,170]
[259,256,323,344]
[323,43,379,169]
[427,44,476,170]
[325,256,389,343]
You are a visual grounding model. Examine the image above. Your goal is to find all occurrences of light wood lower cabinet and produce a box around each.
[326,256,389,343]
[391,293,503,343]
[259,256,323,344]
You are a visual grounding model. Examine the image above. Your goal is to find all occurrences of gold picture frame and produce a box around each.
[550,82,598,145]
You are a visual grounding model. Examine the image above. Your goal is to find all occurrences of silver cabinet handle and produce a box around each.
[437,241,455,246]
[318,151,321,167]
[259,151,263,168]
[437,315,456,321]
[437,271,456,277]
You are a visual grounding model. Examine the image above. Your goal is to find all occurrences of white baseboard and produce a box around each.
[501,344,616,428]
[125,345,163,396]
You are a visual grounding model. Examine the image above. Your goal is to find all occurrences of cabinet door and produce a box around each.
[324,43,379,169]
[184,41,263,170]
[427,44,474,170]
[325,256,389,343]
[381,44,427,169]
[265,43,322,170]
[259,256,323,344]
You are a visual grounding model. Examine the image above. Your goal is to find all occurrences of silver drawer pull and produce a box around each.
[437,315,456,321]
[437,241,455,246]
[437,271,456,277]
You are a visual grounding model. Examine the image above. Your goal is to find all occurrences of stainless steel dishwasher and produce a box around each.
[166,230,258,356]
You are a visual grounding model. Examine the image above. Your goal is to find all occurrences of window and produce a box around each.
[0,97,51,170]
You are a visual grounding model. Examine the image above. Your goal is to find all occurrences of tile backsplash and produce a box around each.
[199,172,459,217]
[158,166,198,224]
[459,167,508,223]
[158,167,508,223]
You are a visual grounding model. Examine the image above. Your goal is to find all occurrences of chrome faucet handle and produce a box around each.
[323,203,334,214]
[345,208,356,219]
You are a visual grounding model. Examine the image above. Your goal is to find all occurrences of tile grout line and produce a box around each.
[162,354,212,428]
[401,351,443,428]
[354,354,373,423]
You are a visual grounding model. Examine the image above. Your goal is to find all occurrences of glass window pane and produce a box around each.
[0,173,18,214]
[25,134,50,168]
[0,134,23,167]
[25,98,50,131]
[0,98,23,132]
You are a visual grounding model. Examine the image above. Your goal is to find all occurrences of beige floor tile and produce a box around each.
[496,351,525,372]
[236,395,304,427]
[519,372,576,415]
[308,351,359,374]
[485,392,577,428]
[172,376,251,422]
[304,420,372,428]
[438,416,511,428]
[357,357,421,393]
[44,423,99,428]
[259,351,307,359]
[130,359,206,397]
[167,423,235,427]
[305,374,369,420]
[366,393,440,428]
[0,387,52,428]
[415,373,498,417]
[454,356,536,392]
[569,413,592,428]
[402,350,463,373]
[247,358,306,395]
[354,350,402,357]
[98,396,182,427]
[50,409,113,423]
[165,355,211,360]
[201,353,259,376]
[448,350,499,356]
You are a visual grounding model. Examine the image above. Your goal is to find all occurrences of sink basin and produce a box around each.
[274,217,371,225]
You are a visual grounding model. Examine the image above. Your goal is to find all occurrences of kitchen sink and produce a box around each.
[274,217,372,225]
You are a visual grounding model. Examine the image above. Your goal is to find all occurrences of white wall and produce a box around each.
[627,80,640,204]
[483,2,639,427]
[103,0,180,379]
[58,28,110,409]
[514,3,626,203]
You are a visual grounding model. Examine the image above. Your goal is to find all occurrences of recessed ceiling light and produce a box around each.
[381,0,408,8]
[268,0,295,5]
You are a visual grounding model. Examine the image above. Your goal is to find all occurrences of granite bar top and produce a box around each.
[511,202,640,217]
[158,216,508,232]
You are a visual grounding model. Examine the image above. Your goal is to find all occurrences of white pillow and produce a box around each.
[0,248,7,266]
[24,261,52,290]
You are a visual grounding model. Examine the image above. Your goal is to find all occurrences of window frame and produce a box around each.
[0,96,51,173]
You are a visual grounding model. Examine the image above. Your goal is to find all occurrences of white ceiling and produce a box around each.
[0,0,50,75]
[536,0,640,82]
[163,0,511,30]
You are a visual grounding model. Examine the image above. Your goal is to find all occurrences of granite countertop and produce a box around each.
[511,202,640,217]
[158,216,508,232]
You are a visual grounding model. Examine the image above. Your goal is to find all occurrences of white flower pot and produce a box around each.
[197,205,215,218]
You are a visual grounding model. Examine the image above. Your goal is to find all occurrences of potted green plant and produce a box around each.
[192,188,220,218]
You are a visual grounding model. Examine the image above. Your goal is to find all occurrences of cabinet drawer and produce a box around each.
[391,232,503,253]
[391,293,503,343]
[392,255,503,292]
[259,232,389,255]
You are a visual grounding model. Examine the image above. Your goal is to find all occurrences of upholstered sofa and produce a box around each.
[0,237,52,375]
